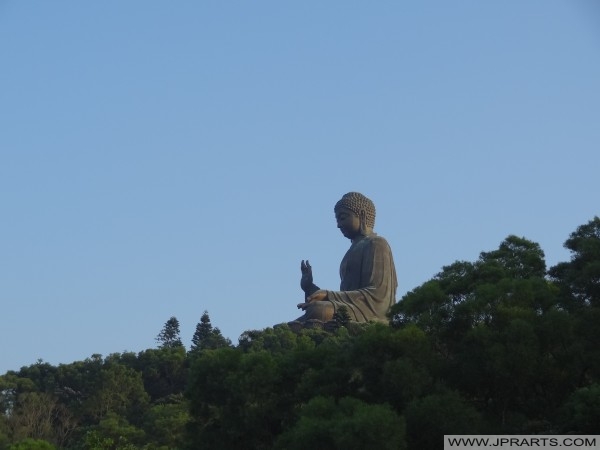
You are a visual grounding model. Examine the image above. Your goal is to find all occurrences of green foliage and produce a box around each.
[80,429,139,450]
[361,324,435,410]
[405,390,483,450]
[550,216,600,309]
[84,364,149,423]
[332,305,351,328]
[135,347,188,402]
[238,325,314,354]
[190,311,231,352]
[0,427,9,450]
[479,235,546,279]
[8,439,56,450]
[186,347,285,449]
[155,317,184,349]
[560,384,600,434]
[3,391,74,448]
[389,227,599,434]
[143,401,189,449]
[84,413,145,448]
[274,396,406,450]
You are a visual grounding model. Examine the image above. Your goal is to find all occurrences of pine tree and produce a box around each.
[156,316,184,349]
[333,305,351,328]
[190,311,231,351]
[191,311,212,351]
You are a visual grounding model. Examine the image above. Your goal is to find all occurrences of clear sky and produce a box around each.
[1,1,599,374]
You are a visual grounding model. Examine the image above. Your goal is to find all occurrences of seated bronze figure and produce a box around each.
[292,192,397,326]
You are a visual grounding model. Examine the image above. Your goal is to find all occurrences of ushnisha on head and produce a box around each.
[334,192,376,239]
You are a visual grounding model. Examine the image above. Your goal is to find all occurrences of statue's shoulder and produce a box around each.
[365,232,385,242]
[365,233,392,250]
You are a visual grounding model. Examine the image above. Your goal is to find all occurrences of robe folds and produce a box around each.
[327,233,397,322]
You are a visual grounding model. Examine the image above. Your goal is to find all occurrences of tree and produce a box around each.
[274,396,406,450]
[190,311,231,352]
[143,401,189,449]
[80,428,140,450]
[390,236,552,347]
[191,311,212,350]
[389,234,570,430]
[155,317,183,349]
[8,392,75,447]
[332,305,351,328]
[187,347,288,449]
[479,235,546,279]
[349,324,435,411]
[549,216,600,309]
[135,347,187,402]
[83,413,145,449]
[548,218,600,386]
[83,364,149,423]
[404,390,483,450]
[560,384,600,433]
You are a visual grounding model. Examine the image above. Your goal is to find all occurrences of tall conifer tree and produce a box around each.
[156,316,183,349]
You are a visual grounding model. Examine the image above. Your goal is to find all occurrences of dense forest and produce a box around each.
[1,217,599,449]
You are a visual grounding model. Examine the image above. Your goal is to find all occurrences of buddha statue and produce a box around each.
[292,192,397,326]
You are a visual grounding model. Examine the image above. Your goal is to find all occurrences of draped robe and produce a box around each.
[327,233,397,322]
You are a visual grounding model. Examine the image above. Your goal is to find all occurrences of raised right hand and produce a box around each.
[300,260,313,292]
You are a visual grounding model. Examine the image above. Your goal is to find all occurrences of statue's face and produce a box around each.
[335,207,361,240]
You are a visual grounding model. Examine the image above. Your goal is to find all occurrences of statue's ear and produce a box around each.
[359,209,368,235]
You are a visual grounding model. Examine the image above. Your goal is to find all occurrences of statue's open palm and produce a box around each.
[300,260,313,292]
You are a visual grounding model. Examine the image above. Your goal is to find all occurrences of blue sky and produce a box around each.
[1,1,599,374]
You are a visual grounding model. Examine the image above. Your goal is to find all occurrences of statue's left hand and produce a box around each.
[308,290,328,302]
[297,290,329,310]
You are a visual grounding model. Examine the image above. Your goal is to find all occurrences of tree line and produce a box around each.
[1,217,599,449]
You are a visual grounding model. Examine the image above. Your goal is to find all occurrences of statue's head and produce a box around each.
[334,192,376,238]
